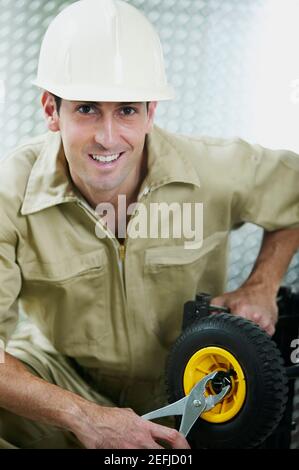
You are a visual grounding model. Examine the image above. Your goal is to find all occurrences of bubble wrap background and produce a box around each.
[0,0,298,448]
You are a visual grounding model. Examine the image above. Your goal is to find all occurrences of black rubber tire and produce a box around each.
[166,313,288,449]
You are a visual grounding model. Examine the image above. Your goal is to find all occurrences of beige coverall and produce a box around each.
[0,125,298,447]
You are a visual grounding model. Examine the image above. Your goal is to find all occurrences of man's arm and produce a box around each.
[0,351,189,449]
[212,227,299,335]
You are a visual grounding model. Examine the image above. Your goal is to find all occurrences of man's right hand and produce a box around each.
[0,352,190,449]
[72,402,191,449]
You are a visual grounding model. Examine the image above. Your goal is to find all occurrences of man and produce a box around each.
[0,0,298,449]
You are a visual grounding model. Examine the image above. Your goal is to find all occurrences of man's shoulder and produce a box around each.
[154,126,253,157]
[2,133,47,167]
[151,127,268,200]
[0,133,48,206]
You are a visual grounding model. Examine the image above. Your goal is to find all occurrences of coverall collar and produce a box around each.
[21,125,201,216]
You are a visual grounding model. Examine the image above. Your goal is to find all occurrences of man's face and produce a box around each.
[43,93,157,196]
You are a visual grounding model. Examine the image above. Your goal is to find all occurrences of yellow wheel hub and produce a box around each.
[183,346,246,423]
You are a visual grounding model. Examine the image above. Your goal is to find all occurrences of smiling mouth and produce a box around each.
[89,152,124,163]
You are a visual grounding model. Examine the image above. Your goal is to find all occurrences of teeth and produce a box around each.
[91,153,121,163]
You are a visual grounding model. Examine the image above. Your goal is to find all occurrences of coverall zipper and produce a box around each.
[76,200,126,294]
[118,241,127,290]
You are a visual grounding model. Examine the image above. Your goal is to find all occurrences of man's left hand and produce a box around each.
[211,284,278,336]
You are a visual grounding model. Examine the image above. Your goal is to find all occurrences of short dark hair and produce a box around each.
[51,94,149,114]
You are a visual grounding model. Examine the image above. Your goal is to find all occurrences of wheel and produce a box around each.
[166,313,288,449]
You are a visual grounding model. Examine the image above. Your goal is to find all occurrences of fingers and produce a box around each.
[253,314,275,336]
[230,306,276,336]
[150,423,191,449]
[123,440,164,450]
[212,289,278,336]
[211,296,226,307]
[169,432,191,449]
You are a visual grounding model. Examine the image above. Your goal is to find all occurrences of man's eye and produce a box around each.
[77,105,96,114]
[120,107,136,116]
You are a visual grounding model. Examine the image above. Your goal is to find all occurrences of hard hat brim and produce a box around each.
[32,80,176,102]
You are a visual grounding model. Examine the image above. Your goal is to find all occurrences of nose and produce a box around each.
[94,114,118,149]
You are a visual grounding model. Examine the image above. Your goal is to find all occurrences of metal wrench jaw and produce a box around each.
[142,372,218,423]
[179,371,231,436]
[204,384,231,412]
[142,371,231,438]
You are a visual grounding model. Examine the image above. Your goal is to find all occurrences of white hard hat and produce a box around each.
[33,0,175,102]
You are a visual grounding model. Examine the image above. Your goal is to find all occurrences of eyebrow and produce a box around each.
[73,101,142,106]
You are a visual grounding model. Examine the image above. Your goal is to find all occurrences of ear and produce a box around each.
[146,101,158,134]
[41,91,60,132]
